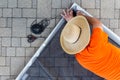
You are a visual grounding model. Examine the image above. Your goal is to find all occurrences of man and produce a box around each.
[60,9,120,80]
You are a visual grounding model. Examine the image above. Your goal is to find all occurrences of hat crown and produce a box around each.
[60,16,90,54]
[63,24,81,43]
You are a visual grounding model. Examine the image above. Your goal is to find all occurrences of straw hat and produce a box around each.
[60,16,90,55]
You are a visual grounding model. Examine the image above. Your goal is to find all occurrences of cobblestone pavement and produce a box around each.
[0,0,120,80]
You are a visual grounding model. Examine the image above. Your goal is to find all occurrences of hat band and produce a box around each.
[72,27,82,44]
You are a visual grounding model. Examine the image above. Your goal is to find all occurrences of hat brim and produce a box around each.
[60,16,90,55]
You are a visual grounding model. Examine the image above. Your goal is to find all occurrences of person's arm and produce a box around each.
[61,9,103,31]
[76,11,103,31]
[84,16,103,30]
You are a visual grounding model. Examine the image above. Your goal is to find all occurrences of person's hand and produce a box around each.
[76,10,86,16]
[61,9,74,22]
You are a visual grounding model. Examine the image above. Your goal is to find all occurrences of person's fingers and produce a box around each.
[61,14,66,18]
[61,9,74,22]
[77,10,80,13]
[69,10,73,16]
[76,10,82,16]
[77,10,86,16]
[63,9,67,16]
[66,9,70,15]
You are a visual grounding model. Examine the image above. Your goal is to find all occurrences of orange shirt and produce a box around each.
[75,28,120,80]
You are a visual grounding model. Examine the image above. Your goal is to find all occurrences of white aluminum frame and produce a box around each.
[16,3,120,80]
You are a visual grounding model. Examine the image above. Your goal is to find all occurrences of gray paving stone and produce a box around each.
[72,77,82,80]
[59,67,73,76]
[18,0,31,8]
[82,0,95,8]
[13,8,22,17]
[1,47,6,56]
[101,0,114,9]
[12,38,20,47]
[58,77,73,80]
[62,0,71,8]
[3,9,12,17]
[37,0,51,17]
[115,9,120,19]
[29,67,40,76]
[100,19,110,28]
[32,0,37,8]
[0,18,6,27]
[87,71,95,76]
[81,77,91,80]
[52,0,61,8]
[27,19,36,28]
[101,9,114,18]
[51,8,56,18]
[31,38,44,47]
[25,57,31,65]
[8,0,17,8]
[0,9,2,17]
[0,46,1,56]
[95,0,100,8]
[47,19,56,29]
[91,77,104,80]
[56,18,61,24]
[73,63,88,76]
[118,21,120,28]
[115,0,120,9]
[0,57,6,66]
[47,67,59,77]
[6,57,10,66]
[86,9,100,18]
[16,47,25,56]
[55,58,68,67]
[21,38,30,47]
[25,57,31,64]
[10,75,17,79]
[0,37,1,45]
[25,48,35,57]
[40,58,55,67]
[7,18,12,27]
[114,29,120,37]
[11,57,25,75]
[56,9,63,18]
[49,39,64,57]
[40,29,52,37]
[109,28,114,32]
[0,28,11,37]
[23,9,36,18]
[40,46,50,57]
[2,38,11,47]
[39,67,50,77]
[12,18,26,37]
[101,0,114,18]
[0,67,10,75]
[0,0,7,7]
[0,47,1,56]
[7,47,15,56]
[72,0,81,5]
[27,77,49,80]
[26,28,31,36]
[1,76,10,80]
[110,19,118,28]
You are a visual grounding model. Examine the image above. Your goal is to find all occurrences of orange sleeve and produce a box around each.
[86,27,108,54]
[76,27,108,57]
[88,28,104,48]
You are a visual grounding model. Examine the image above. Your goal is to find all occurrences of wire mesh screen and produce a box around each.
[26,24,104,80]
